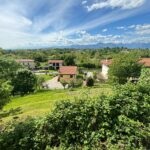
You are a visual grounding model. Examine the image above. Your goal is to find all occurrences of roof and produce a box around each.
[101,59,112,66]
[139,58,150,67]
[59,66,77,75]
[16,59,34,62]
[48,60,64,63]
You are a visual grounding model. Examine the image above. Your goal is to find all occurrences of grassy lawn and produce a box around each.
[1,84,112,124]
[36,74,54,81]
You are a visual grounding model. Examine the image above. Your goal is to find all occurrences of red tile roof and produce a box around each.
[16,59,34,62]
[139,58,150,67]
[101,59,112,66]
[101,58,150,67]
[59,66,77,75]
[48,60,64,63]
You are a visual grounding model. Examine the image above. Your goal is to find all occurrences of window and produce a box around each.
[70,75,73,78]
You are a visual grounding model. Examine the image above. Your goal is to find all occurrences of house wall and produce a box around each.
[21,62,35,69]
[101,64,109,79]
[59,74,76,81]
[49,63,63,69]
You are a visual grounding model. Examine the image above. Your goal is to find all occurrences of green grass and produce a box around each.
[37,74,54,81]
[1,84,112,124]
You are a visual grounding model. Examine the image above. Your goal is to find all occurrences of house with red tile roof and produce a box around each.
[139,58,150,68]
[100,58,150,79]
[16,59,35,69]
[58,66,77,82]
[48,60,64,70]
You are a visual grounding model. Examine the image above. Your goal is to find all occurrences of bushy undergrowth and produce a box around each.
[0,83,150,150]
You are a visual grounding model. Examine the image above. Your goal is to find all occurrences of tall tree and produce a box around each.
[64,55,76,66]
[0,57,22,81]
[11,69,37,95]
[108,53,142,84]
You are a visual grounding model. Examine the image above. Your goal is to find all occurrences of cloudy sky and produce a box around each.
[0,0,150,49]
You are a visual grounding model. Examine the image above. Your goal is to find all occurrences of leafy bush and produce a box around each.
[11,69,37,95]
[86,77,94,87]
[0,81,12,110]
[0,118,37,150]
[0,83,149,149]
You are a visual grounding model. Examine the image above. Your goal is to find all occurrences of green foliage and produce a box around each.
[33,52,48,62]
[11,69,37,95]
[138,68,150,92]
[64,55,76,66]
[0,118,37,150]
[0,81,12,110]
[1,82,149,149]
[0,57,22,81]
[86,77,94,86]
[108,53,142,84]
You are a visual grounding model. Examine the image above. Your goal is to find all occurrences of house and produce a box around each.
[58,66,77,82]
[16,59,35,69]
[139,58,150,68]
[100,59,112,79]
[48,60,64,70]
[100,58,150,79]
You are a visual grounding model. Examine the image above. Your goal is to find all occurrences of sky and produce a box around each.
[0,0,150,49]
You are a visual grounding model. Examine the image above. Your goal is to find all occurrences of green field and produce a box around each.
[1,84,112,124]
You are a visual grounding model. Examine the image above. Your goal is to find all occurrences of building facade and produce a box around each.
[48,60,64,70]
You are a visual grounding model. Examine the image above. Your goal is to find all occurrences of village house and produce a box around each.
[16,59,35,69]
[101,58,150,79]
[58,66,77,82]
[48,60,64,70]
[100,59,112,79]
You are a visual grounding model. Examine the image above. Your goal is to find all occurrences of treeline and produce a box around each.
[2,47,150,68]
[0,72,150,149]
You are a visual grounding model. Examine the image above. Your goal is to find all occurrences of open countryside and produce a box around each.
[0,0,150,149]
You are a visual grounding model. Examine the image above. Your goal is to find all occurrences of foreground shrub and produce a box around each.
[0,83,149,149]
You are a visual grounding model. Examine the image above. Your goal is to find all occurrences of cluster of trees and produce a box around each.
[4,48,150,69]
[108,53,142,84]
[0,73,149,149]
[0,57,38,109]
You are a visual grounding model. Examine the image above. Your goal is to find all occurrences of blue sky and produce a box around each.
[0,0,150,49]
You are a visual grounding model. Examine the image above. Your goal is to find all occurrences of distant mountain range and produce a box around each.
[67,43,150,49]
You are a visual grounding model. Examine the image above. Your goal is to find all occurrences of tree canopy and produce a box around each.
[108,53,142,84]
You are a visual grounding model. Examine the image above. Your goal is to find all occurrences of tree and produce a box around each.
[0,57,22,81]
[0,81,12,109]
[11,69,37,95]
[36,76,45,90]
[108,54,142,84]
[64,55,76,66]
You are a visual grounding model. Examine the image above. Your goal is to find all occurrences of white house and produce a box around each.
[100,59,112,79]
[101,58,150,79]
[48,60,64,70]
[16,59,35,69]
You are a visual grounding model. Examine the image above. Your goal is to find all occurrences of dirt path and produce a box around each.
[43,76,64,89]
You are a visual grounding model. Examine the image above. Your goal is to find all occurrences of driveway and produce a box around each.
[43,76,64,90]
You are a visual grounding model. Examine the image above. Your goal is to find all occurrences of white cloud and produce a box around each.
[82,1,87,5]
[116,26,126,30]
[102,28,108,32]
[86,0,145,12]
[135,24,150,35]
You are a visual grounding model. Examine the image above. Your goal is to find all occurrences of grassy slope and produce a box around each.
[1,85,112,124]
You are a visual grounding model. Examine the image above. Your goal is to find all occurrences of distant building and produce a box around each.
[16,59,35,69]
[139,58,150,68]
[100,58,150,79]
[100,59,112,79]
[48,60,64,70]
[58,66,77,82]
